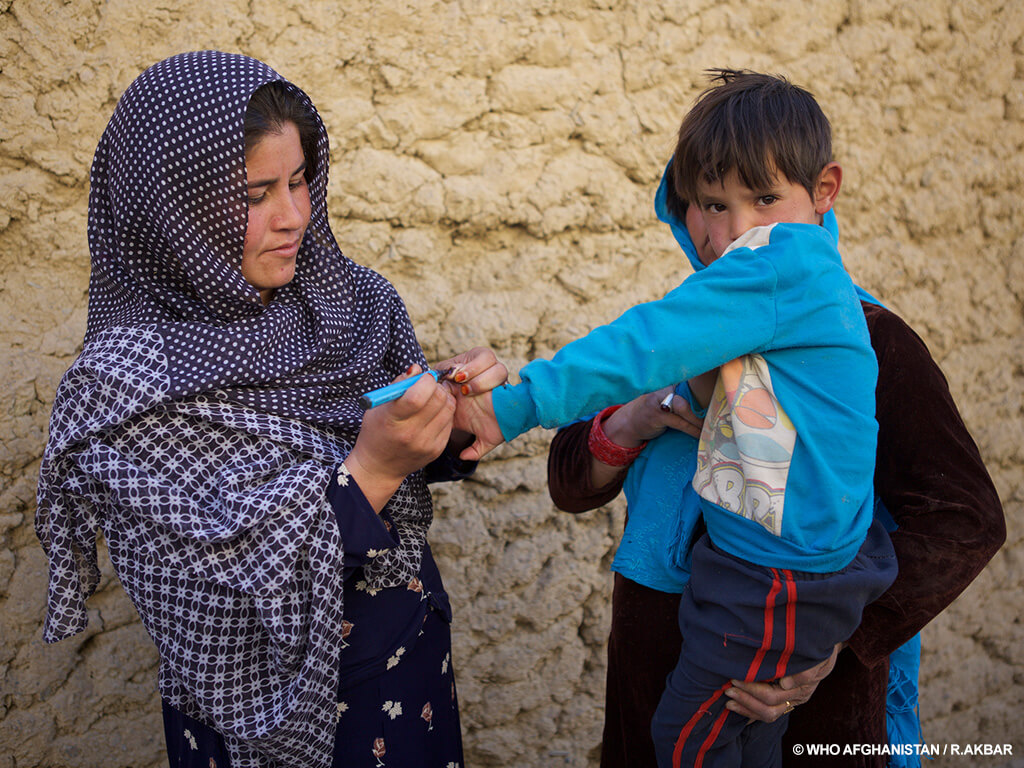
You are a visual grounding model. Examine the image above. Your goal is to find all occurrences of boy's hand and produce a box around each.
[450,389,504,461]
[434,346,508,396]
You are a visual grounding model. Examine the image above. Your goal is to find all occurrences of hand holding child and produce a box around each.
[601,385,705,448]
[723,642,844,723]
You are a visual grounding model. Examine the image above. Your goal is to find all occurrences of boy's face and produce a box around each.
[696,167,830,258]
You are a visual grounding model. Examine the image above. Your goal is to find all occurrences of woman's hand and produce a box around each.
[589,385,705,488]
[346,364,456,512]
[723,642,844,723]
[435,346,508,395]
[435,347,509,460]
[603,385,704,447]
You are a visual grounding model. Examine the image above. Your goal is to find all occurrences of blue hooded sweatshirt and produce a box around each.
[493,167,879,574]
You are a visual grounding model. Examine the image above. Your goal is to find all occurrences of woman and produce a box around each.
[36,51,503,768]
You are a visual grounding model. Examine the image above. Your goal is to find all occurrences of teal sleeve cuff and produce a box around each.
[491,381,540,442]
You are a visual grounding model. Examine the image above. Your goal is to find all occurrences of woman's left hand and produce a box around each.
[723,642,843,723]
[434,346,508,396]
[433,347,508,461]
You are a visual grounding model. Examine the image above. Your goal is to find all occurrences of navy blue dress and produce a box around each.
[162,455,472,768]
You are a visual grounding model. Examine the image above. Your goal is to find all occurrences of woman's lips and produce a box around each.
[268,240,300,258]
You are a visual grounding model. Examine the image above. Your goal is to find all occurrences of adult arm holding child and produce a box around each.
[696,302,1005,764]
[741,302,1006,763]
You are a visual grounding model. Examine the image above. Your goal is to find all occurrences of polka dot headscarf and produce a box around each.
[36,51,432,767]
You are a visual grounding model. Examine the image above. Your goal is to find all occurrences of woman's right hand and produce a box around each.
[345,365,456,512]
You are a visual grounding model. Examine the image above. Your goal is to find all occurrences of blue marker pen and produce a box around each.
[359,369,446,410]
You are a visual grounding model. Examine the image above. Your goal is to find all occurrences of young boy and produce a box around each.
[453,70,897,767]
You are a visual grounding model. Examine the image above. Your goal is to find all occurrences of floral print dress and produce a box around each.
[163,456,469,768]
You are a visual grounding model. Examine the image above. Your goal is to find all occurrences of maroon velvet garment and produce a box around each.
[547,301,1005,768]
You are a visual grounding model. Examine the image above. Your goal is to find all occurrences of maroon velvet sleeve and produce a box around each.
[547,418,629,513]
[847,303,1006,666]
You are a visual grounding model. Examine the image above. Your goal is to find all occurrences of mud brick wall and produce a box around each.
[2,1,1021,766]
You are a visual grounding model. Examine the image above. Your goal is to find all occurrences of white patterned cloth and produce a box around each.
[36,51,432,767]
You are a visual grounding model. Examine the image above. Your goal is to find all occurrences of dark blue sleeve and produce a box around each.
[325,465,401,580]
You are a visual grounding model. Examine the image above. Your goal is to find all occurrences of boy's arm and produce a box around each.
[492,248,779,441]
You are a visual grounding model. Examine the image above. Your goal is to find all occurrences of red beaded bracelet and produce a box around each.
[587,405,647,467]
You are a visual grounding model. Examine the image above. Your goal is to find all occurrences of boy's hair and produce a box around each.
[672,69,832,206]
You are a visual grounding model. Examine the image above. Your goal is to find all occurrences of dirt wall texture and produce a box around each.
[1,1,1022,766]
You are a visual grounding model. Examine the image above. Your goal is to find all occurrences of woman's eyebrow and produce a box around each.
[246,161,307,188]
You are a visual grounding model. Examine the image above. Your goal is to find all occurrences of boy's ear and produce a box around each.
[813,162,842,215]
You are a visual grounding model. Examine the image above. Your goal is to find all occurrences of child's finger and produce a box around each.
[458,428,501,462]
[459,439,485,462]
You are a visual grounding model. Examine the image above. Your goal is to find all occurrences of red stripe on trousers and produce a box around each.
[746,568,783,682]
[695,705,732,767]
[671,569,784,768]
[774,569,797,679]
[671,685,729,768]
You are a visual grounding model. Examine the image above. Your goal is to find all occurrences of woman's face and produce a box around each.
[242,121,311,304]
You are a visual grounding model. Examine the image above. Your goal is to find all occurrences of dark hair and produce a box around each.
[244,81,319,181]
[672,69,832,204]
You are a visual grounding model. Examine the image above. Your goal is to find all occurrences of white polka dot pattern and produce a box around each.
[35,51,431,768]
